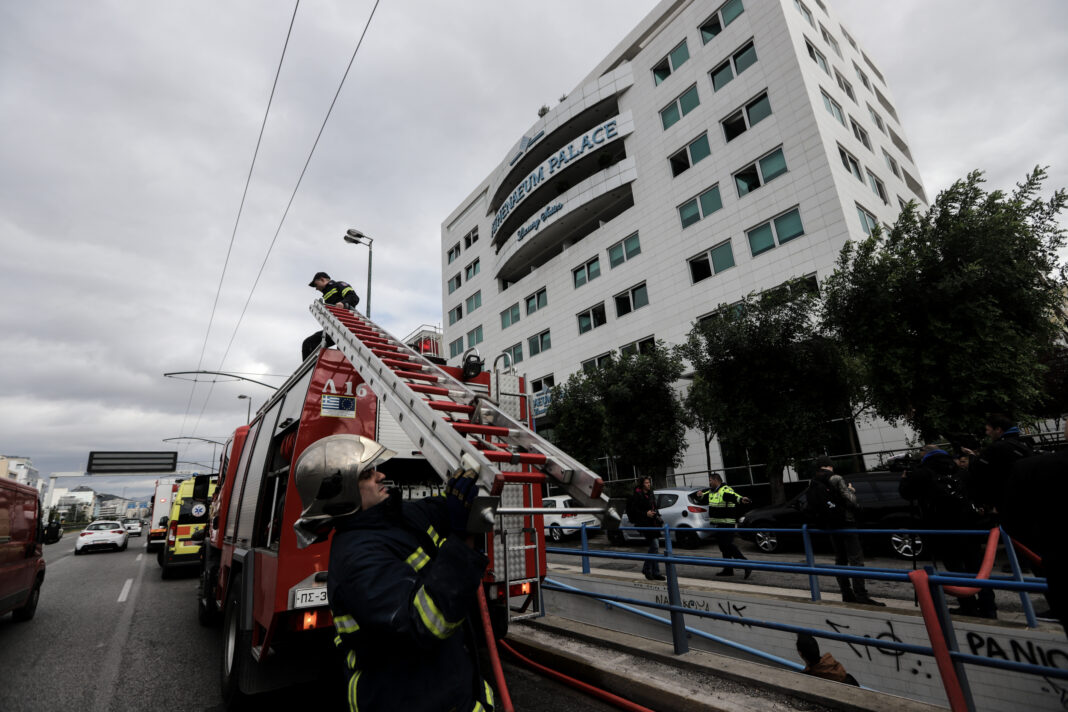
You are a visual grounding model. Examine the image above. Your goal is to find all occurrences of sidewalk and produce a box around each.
[508,615,947,712]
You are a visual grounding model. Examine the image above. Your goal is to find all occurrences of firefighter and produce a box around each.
[292,435,494,712]
[302,271,361,360]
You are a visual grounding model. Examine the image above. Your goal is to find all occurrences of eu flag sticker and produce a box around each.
[321,395,356,418]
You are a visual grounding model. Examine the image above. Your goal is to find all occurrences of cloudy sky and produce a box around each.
[2,0,1065,499]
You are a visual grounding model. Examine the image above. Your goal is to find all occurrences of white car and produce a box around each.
[543,495,599,542]
[75,520,129,554]
[122,518,143,536]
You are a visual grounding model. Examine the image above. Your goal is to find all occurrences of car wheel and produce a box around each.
[120,541,128,552]
[755,531,779,554]
[548,524,562,543]
[12,577,42,622]
[676,529,699,549]
[221,574,251,707]
[74,547,83,555]
[198,562,220,627]
[890,531,923,559]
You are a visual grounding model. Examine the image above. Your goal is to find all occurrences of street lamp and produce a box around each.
[343,228,374,318]
[238,394,252,423]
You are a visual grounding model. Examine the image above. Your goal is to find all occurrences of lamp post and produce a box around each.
[238,394,251,423]
[343,228,374,318]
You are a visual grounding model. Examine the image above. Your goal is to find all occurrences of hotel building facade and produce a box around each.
[440,0,927,486]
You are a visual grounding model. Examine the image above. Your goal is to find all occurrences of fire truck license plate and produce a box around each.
[294,587,329,609]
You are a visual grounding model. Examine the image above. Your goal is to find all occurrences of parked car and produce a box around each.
[122,518,143,536]
[75,520,129,554]
[0,479,46,621]
[542,495,599,542]
[607,488,715,549]
[737,472,924,559]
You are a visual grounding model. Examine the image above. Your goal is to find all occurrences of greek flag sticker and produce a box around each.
[321,395,356,418]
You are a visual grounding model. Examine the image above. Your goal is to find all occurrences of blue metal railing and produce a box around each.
[536,521,1059,712]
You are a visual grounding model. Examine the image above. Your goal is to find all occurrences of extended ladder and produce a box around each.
[310,302,624,530]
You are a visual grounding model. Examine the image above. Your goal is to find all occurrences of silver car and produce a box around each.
[607,487,715,548]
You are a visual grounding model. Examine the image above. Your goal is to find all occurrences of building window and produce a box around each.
[577,303,607,334]
[500,303,520,329]
[841,26,857,50]
[503,342,523,366]
[669,133,712,177]
[867,169,889,205]
[898,195,909,211]
[882,149,901,178]
[856,204,879,236]
[572,257,601,288]
[621,337,656,357]
[446,243,460,264]
[525,287,547,314]
[700,0,744,43]
[448,304,462,325]
[449,337,464,358]
[875,86,899,122]
[853,62,871,91]
[447,273,462,294]
[813,0,826,11]
[710,40,757,92]
[466,325,483,348]
[528,329,551,356]
[888,125,912,161]
[866,106,887,136]
[834,70,855,103]
[849,117,872,151]
[819,24,842,58]
[793,0,814,27]
[660,85,700,130]
[722,92,771,142]
[463,227,479,249]
[820,89,845,125]
[902,169,927,204]
[746,207,805,256]
[805,39,829,75]
[652,39,690,85]
[582,353,613,372]
[678,185,723,229]
[608,233,641,268]
[689,240,736,283]
[615,283,649,317]
[838,145,864,182]
[531,374,555,393]
[464,258,480,281]
[862,52,886,84]
[465,290,482,313]
[734,146,787,197]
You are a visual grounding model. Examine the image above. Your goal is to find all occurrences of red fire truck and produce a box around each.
[199,306,613,705]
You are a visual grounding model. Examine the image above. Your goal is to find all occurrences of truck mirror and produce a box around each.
[159,516,169,527]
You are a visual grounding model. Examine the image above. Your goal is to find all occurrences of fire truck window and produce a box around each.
[255,422,299,550]
[225,420,260,540]
[236,403,282,544]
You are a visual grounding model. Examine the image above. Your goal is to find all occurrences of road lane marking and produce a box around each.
[117,578,133,603]
[135,553,142,561]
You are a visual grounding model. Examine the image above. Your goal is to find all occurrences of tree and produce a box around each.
[822,168,1067,441]
[546,344,688,487]
[678,282,854,504]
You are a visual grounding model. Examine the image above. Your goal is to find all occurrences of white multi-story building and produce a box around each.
[440,0,926,487]
[1,455,42,493]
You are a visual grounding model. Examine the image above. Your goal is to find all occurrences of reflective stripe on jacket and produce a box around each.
[700,484,740,524]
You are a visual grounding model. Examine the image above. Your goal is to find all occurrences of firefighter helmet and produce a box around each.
[293,434,395,522]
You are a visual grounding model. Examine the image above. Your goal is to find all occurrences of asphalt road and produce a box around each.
[0,539,621,712]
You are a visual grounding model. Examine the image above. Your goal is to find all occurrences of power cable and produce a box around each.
[187,0,382,439]
[177,0,301,446]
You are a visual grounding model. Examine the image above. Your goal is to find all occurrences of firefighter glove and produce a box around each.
[445,467,479,534]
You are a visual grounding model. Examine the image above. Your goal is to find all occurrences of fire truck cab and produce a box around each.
[199,348,543,705]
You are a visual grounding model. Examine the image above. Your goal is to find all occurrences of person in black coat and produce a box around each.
[964,413,1033,511]
[302,271,362,360]
[626,477,664,581]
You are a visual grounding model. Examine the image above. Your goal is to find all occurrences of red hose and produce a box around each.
[476,586,515,712]
[943,527,999,598]
[497,638,657,712]
[908,569,969,712]
[1010,536,1043,566]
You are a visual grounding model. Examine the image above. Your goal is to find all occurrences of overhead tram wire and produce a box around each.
[177,0,301,441]
[186,0,383,441]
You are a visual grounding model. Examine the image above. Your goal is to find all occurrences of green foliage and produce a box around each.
[822,168,1067,440]
[547,343,687,485]
[678,282,854,503]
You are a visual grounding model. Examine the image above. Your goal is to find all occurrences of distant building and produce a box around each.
[0,455,42,493]
[440,0,925,488]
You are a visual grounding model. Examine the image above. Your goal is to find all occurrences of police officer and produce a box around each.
[302,272,361,360]
[292,435,495,712]
[696,473,752,578]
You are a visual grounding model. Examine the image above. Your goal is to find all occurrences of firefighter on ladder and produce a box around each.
[302,271,361,360]
[292,434,495,712]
